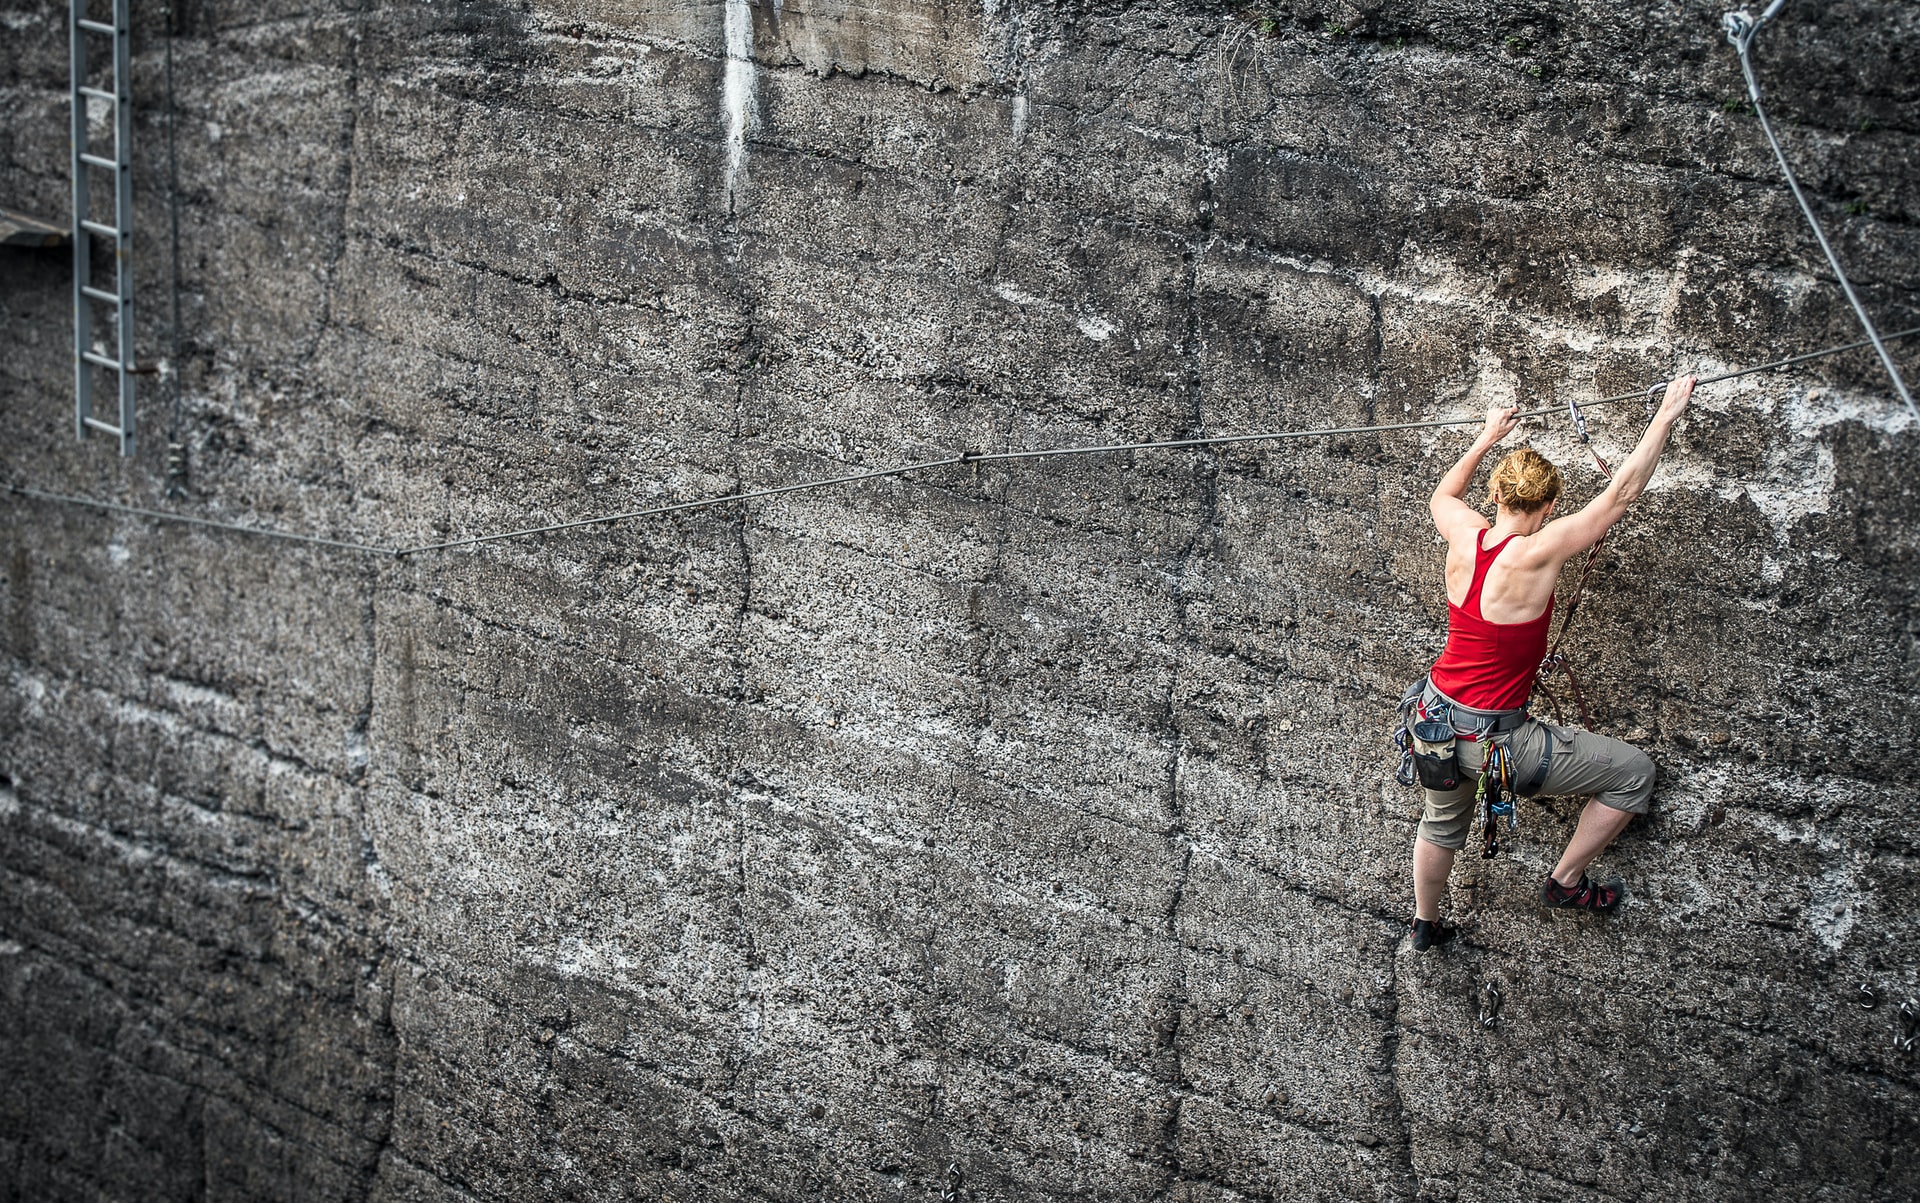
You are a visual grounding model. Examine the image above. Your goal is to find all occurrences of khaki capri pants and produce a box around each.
[1418,686,1656,851]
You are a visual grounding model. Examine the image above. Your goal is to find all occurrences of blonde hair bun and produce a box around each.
[1488,448,1562,514]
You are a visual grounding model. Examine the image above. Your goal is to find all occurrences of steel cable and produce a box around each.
[4,483,395,556]
[1724,2,1918,420]
[391,324,1918,554]
[5,327,1916,560]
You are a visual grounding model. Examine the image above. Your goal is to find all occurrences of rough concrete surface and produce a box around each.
[2,1,1918,1200]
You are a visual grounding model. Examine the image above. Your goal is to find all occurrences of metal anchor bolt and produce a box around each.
[1479,982,1503,1030]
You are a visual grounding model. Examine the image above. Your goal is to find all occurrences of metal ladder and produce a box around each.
[70,0,135,456]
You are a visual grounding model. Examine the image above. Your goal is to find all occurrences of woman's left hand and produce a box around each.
[1481,404,1520,446]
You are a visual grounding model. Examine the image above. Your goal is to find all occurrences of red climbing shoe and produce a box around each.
[1411,917,1457,952]
[1539,873,1624,914]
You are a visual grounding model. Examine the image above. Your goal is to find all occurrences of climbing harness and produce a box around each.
[1724,4,1917,421]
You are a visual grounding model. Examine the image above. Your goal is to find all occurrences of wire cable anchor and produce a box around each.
[1723,2,1917,420]
[164,441,188,499]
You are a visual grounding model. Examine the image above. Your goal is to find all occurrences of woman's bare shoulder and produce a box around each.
[1444,518,1491,555]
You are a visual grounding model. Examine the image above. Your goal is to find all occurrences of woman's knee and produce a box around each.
[1619,748,1657,811]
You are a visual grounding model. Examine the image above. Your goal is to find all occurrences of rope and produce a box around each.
[1535,434,1613,730]
[5,328,1916,560]
[1725,3,1918,421]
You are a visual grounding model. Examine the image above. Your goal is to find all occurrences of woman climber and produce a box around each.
[1407,377,1695,951]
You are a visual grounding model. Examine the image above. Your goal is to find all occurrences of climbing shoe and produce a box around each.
[1410,918,1456,952]
[1539,873,1624,914]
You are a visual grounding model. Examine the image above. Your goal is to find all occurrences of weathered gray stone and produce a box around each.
[4,1,1919,1200]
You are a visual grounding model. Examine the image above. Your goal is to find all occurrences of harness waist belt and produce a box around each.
[1421,678,1528,740]
[1453,709,1528,740]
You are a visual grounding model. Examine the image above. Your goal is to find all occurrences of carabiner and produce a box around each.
[1566,395,1591,444]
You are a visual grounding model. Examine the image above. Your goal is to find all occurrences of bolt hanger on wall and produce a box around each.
[70,0,136,456]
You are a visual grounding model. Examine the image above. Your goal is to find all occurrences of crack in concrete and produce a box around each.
[296,0,370,375]
[713,119,768,1134]
[1145,162,1220,1200]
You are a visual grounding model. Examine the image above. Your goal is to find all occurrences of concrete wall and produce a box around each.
[3,2,1918,1199]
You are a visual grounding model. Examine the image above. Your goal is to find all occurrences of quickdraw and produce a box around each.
[1565,395,1614,478]
[1477,741,1517,859]
[1393,681,1454,788]
[1393,725,1417,787]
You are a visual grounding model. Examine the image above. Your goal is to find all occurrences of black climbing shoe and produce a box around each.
[1539,873,1624,914]
[1411,918,1456,952]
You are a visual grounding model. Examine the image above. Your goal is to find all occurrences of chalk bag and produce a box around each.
[1410,720,1461,791]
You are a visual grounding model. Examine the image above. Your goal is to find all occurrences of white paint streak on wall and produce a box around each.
[722,0,756,213]
[1011,92,1028,142]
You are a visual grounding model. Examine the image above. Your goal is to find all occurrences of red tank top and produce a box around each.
[1429,530,1553,712]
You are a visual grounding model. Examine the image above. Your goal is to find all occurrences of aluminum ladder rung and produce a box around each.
[71,0,135,456]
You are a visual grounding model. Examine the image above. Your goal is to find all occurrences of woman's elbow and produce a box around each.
[1600,479,1645,511]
